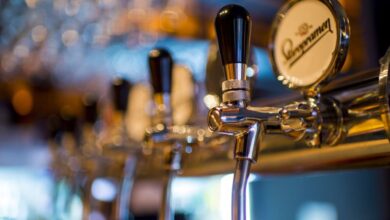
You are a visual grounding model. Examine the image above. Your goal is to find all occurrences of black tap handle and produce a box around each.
[215,4,251,66]
[83,95,98,125]
[59,107,81,147]
[60,107,78,134]
[148,48,173,95]
[112,78,131,112]
[46,114,61,141]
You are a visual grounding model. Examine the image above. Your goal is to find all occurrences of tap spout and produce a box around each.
[232,159,251,220]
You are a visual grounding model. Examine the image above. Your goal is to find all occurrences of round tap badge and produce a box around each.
[269,0,350,90]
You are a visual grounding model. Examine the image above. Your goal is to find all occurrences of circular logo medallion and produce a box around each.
[269,0,349,91]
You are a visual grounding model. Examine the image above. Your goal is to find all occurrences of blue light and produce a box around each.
[107,38,210,83]
[155,38,210,81]
[297,202,337,220]
[91,178,118,202]
[253,47,273,80]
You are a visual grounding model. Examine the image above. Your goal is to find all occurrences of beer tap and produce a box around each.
[110,78,138,220]
[208,3,350,220]
[79,95,99,220]
[145,48,224,219]
[208,5,260,220]
[145,48,177,220]
[92,78,139,220]
[148,48,173,128]
[81,95,99,157]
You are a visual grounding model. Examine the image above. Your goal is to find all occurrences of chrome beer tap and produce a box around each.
[208,3,350,220]
[145,48,177,220]
[208,5,265,220]
[175,0,390,186]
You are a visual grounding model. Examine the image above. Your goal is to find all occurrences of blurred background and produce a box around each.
[0,0,389,219]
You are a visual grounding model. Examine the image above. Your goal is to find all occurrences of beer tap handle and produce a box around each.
[148,48,173,97]
[148,48,173,126]
[214,5,254,220]
[60,108,80,151]
[112,77,131,113]
[83,95,98,125]
[148,48,175,220]
[215,4,251,81]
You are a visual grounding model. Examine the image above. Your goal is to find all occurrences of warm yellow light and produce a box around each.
[62,29,79,47]
[31,25,48,43]
[203,94,220,109]
[12,89,33,116]
[25,0,37,8]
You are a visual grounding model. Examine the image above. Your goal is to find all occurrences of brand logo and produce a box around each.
[295,23,313,36]
[281,18,333,68]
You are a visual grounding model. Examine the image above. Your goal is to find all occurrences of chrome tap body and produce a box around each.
[210,4,390,217]
[212,5,258,220]
[210,4,332,220]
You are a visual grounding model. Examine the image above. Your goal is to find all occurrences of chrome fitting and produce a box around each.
[208,106,223,132]
[223,90,251,103]
[222,80,250,92]
[234,122,262,162]
[164,146,182,171]
[224,63,247,81]
[222,80,251,103]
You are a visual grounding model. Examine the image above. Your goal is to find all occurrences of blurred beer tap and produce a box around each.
[92,77,139,220]
[144,48,227,220]
[148,49,173,128]
[46,114,63,176]
[145,48,177,220]
[54,108,82,220]
[110,78,139,220]
[46,113,69,219]
[78,95,100,220]
[80,95,99,157]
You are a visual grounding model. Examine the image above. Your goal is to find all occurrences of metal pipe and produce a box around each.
[181,138,390,176]
[322,68,387,140]
[117,156,137,220]
[258,67,390,152]
[232,159,251,220]
[159,171,174,220]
